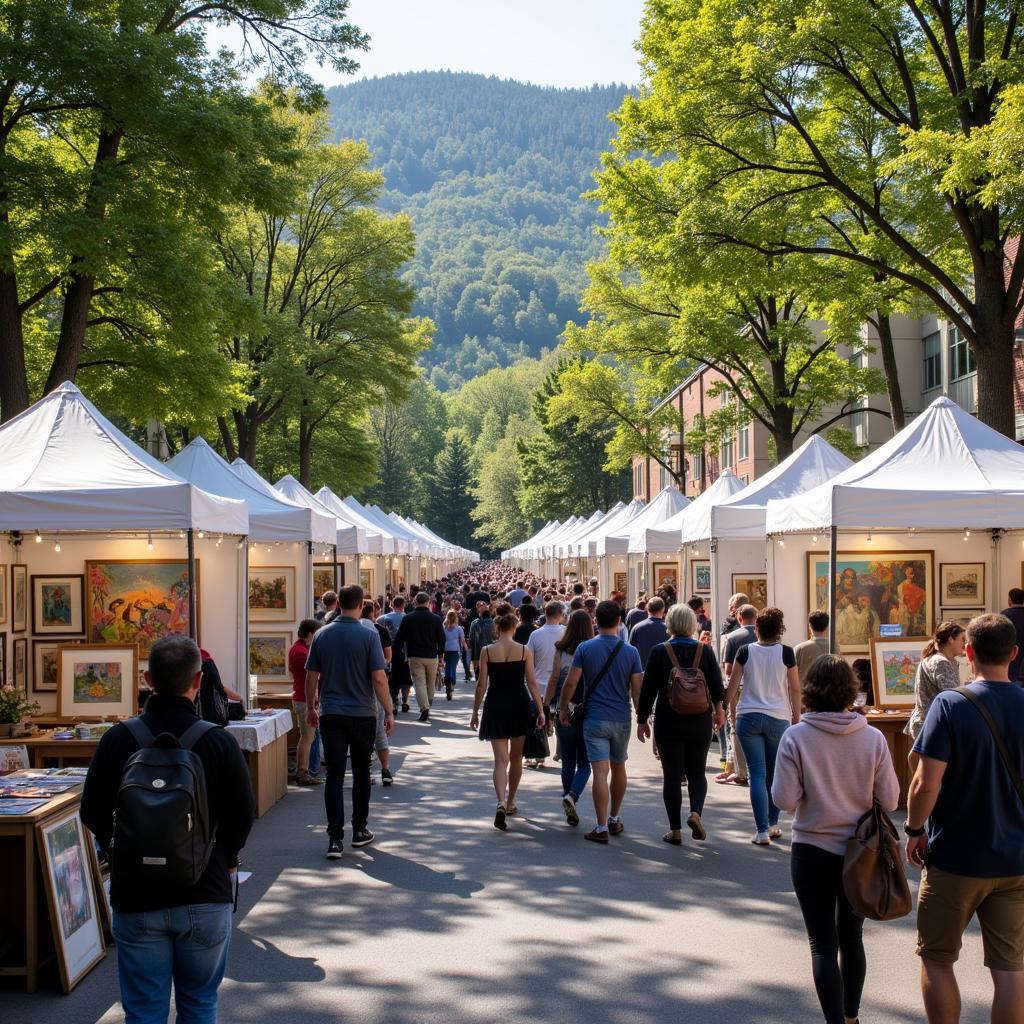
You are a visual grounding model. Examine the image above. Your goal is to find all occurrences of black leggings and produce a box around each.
[791,842,866,1024]
[656,718,711,830]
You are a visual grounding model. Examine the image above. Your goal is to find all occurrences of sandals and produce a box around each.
[662,831,683,846]
[687,813,707,841]
[494,804,508,831]
[715,772,738,785]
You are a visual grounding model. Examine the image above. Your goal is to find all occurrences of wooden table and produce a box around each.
[226,711,292,818]
[0,788,84,992]
[866,711,913,808]
[0,734,100,769]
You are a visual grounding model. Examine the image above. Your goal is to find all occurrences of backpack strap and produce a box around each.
[178,719,220,751]
[123,717,155,749]
[663,641,682,671]
[955,687,1024,804]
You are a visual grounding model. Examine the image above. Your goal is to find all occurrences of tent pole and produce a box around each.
[828,526,838,653]
[187,528,197,641]
[333,544,338,590]
[242,534,250,707]
[307,541,314,617]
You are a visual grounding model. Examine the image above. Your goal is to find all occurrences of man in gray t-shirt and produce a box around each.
[305,585,391,858]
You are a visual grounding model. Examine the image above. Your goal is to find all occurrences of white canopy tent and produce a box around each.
[615,486,692,601]
[274,475,370,557]
[315,488,396,554]
[572,499,647,595]
[765,397,1024,651]
[0,383,250,707]
[504,520,558,570]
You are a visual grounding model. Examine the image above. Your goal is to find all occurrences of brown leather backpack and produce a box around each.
[842,800,912,921]
[663,641,711,715]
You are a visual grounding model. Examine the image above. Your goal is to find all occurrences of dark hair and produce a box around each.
[148,635,202,696]
[572,582,585,595]
[808,611,830,633]
[543,601,564,620]
[362,600,374,619]
[569,597,584,610]
[321,590,338,607]
[802,655,860,712]
[922,620,965,658]
[298,618,321,641]
[494,610,518,634]
[392,596,405,609]
[414,590,430,605]
[967,613,1018,666]
[494,602,513,619]
[1009,588,1024,606]
[338,585,363,611]
[755,606,785,641]
[556,609,595,654]
[519,603,540,625]
[687,595,705,612]
[521,595,533,606]
[595,600,621,629]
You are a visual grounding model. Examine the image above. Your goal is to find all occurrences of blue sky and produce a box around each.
[210,1,646,88]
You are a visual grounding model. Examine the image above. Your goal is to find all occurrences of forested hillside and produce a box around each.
[327,72,631,389]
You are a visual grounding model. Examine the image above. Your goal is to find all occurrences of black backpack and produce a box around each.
[111,718,219,888]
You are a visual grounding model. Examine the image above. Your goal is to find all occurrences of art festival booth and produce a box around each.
[621,485,692,602]
[316,488,404,597]
[575,498,647,596]
[538,517,580,579]
[503,520,560,575]
[555,509,611,584]
[167,439,336,700]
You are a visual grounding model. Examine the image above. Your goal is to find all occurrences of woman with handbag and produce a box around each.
[636,603,726,844]
[542,609,595,825]
[772,655,900,1024]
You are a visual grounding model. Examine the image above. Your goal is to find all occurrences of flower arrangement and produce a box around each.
[0,685,39,725]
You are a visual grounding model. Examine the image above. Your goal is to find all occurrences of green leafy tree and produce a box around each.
[471,416,538,554]
[427,430,476,549]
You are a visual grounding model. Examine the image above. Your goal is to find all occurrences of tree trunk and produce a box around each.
[970,239,1018,439]
[874,312,905,431]
[298,413,313,488]
[0,269,29,421]
[771,402,796,461]
[216,416,238,462]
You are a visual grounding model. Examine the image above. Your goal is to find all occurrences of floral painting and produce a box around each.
[85,561,198,657]
[72,661,123,703]
[248,567,294,621]
[249,632,291,682]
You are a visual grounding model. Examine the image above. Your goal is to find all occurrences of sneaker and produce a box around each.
[768,825,783,839]
[381,768,394,786]
[584,828,609,844]
[608,819,624,836]
[446,686,453,700]
[562,794,579,827]
[418,708,430,722]
[402,702,410,713]
[326,839,343,860]
[752,831,771,846]
[295,771,320,786]
[494,804,508,831]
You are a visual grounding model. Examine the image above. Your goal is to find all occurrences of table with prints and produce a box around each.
[226,709,292,818]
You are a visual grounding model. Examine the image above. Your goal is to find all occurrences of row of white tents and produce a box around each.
[505,396,1024,649]
[0,383,474,706]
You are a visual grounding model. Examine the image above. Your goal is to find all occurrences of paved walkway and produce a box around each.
[5,673,994,1023]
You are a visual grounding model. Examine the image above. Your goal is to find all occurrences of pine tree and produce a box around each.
[428,431,476,549]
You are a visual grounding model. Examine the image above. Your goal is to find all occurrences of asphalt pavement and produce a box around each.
[2,669,994,1023]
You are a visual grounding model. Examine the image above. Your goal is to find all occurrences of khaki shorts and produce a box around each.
[917,864,1024,972]
[292,701,316,742]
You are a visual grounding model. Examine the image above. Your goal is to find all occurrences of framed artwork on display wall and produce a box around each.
[85,560,198,657]
[939,607,985,630]
[691,560,711,595]
[869,636,928,708]
[732,574,768,611]
[36,810,106,992]
[57,644,139,721]
[360,569,373,596]
[652,562,678,591]
[613,571,628,596]
[248,566,295,621]
[939,563,984,607]
[249,632,292,683]
[33,640,62,692]
[0,564,6,625]
[808,550,934,655]
[12,564,27,632]
[12,637,26,693]
[313,566,338,600]
[31,574,84,635]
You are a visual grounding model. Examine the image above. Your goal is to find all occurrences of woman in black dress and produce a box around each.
[470,609,546,830]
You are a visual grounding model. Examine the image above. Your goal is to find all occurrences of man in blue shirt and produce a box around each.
[506,581,528,608]
[906,613,1024,1023]
[628,596,667,669]
[558,600,643,843]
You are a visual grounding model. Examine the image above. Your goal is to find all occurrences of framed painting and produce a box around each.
[869,636,928,708]
[11,564,27,633]
[939,607,984,631]
[0,633,5,686]
[248,566,295,622]
[690,560,711,595]
[808,550,934,655]
[652,562,678,591]
[32,640,62,692]
[0,564,6,625]
[57,644,139,721]
[940,562,984,607]
[613,571,627,596]
[85,560,198,657]
[732,574,768,611]
[359,568,373,596]
[12,636,26,693]
[36,810,105,992]
[249,631,292,683]
[313,566,338,600]
[31,574,84,635]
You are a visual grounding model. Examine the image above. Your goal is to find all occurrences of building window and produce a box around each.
[738,421,749,460]
[949,328,975,381]
[721,436,734,470]
[922,331,942,391]
[659,463,668,490]
[692,450,704,485]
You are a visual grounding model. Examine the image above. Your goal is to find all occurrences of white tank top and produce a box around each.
[736,642,795,721]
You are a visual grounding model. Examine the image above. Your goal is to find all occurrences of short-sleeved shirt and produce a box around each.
[1002,606,1024,681]
[289,640,309,702]
[629,616,668,670]
[572,634,643,724]
[306,617,386,718]
[527,623,565,687]
[724,625,757,666]
[506,588,527,608]
[913,680,1024,877]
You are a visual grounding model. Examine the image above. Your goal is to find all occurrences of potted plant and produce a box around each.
[0,685,39,736]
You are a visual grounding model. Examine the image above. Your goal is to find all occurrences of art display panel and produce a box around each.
[57,644,139,720]
[249,632,292,683]
[85,560,198,657]
[869,636,928,708]
[248,566,295,622]
[808,551,934,655]
[31,574,84,635]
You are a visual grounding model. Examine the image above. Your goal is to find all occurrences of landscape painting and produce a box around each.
[32,575,84,635]
[58,645,138,720]
[808,551,934,654]
[249,632,291,683]
[940,563,984,607]
[249,567,295,621]
[313,567,336,599]
[85,561,198,657]
[870,637,927,708]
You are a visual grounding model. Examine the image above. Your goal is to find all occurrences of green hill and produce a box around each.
[326,71,631,389]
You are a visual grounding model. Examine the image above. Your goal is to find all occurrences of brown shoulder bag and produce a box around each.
[842,800,912,921]
[663,641,712,715]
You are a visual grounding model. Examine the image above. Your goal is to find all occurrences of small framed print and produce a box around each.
[248,566,296,621]
[732,574,768,611]
[940,563,984,607]
[939,607,984,631]
[31,574,84,635]
[11,564,27,633]
[249,631,292,684]
[652,562,678,591]
[33,640,62,692]
[613,571,628,596]
[12,636,26,693]
[690,560,711,595]
[57,644,139,721]
[869,636,928,709]
[36,810,106,992]
[0,564,6,625]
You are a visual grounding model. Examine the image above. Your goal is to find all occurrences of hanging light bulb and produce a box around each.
[776,537,785,548]
[216,536,223,547]
[963,528,970,542]
[147,532,154,551]
[811,534,819,544]
[34,530,41,544]
[54,540,61,553]
[179,530,185,539]
[251,542,257,551]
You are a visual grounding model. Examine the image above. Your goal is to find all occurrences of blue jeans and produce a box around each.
[443,651,460,687]
[583,718,631,764]
[555,718,591,799]
[460,648,473,679]
[736,712,789,832]
[112,903,232,1024]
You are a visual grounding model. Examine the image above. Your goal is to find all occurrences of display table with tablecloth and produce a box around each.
[0,734,100,769]
[255,692,299,748]
[866,711,913,808]
[226,710,291,817]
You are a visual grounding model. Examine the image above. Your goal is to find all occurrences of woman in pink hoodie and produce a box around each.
[772,655,899,1024]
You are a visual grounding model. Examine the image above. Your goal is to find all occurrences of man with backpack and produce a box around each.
[82,635,255,1024]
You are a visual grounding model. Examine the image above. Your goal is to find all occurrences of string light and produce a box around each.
[866,530,873,542]
[811,534,819,544]
[963,528,970,542]
[776,537,785,547]
[34,530,41,544]
[147,532,153,551]
[54,540,61,553]
[197,531,204,540]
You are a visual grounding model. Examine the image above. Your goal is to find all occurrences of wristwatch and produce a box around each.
[903,823,926,837]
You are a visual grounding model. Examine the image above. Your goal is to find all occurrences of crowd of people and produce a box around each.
[79,560,1024,1024]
